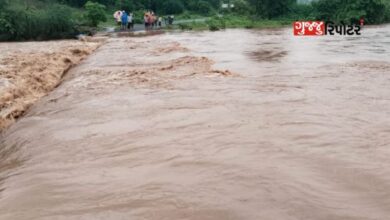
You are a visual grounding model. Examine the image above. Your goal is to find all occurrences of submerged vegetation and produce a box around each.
[0,0,389,41]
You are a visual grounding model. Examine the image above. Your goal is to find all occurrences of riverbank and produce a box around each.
[174,16,292,31]
[100,16,292,32]
[0,39,105,131]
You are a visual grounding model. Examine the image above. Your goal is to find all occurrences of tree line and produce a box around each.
[57,0,390,22]
[0,0,389,41]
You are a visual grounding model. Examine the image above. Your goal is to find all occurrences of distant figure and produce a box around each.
[144,12,150,30]
[121,11,128,30]
[154,16,158,27]
[168,15,174,25]
[163,16,168,25]
[360,17,365,26]
[158,17,162,27]
[148,11,156,29]
[151,12,158,27]
[127,13,134,30]
[113,11,122,26]
[149,15,153,29]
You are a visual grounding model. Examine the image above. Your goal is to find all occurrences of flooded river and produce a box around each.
[1,25,390,220]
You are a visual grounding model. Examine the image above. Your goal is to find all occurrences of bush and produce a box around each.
[231,0,252,15]
[205,0,221,9]
[312,0,386,24]
[288,3,315,20]
[178,23,193,30]
[0,4,77,41]
[385,0,390,22]
[206,16,226,31]
[84,1,107,27]
[0,12,14,41]
[162,0,184,15]
[179,11,192,19]
[194,1,213,15]
[115,0,144,12]
[0,0,8,9]
[246,0,295,19]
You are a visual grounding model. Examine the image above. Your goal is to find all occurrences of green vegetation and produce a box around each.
[312,0,387,24]
[0,0,389,41]
[176,15,291,31]
[190,1,214,15]
[85,1,107,27]
[247,0,296,19]
[384,0,390,22]
[162,0,185,14]
[0,2,76,41]
[173,0,390,31]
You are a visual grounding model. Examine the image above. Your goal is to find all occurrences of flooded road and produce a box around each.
[1,25,390,220]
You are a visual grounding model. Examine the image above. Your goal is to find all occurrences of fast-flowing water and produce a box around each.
[1,25,390,220]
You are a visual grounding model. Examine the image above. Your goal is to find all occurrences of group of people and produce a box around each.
[114,10,176,31]
[143,11,162,30]
[113,10,134,30]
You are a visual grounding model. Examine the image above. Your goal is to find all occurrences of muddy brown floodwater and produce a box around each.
[0,40,103,130]
[1,25,390,220]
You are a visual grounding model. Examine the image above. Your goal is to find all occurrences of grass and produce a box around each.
[172,15,292,31]
[175,11,207,20]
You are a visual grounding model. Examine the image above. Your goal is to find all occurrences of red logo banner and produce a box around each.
[294,21,325,36]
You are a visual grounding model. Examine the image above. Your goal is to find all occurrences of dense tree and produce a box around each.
[115,0,138,12]
[162,0,184,14]
[0,1,13,41]
[246,0,295,18]
[193,1,214,15]
[205,0,221,9]
[84,1,107,27]
[0,3,75,41]
[59,0,88,7]
[0,0,8,9]
[313,0,386,24]
[231,0,252,15]
[385,0,390,22]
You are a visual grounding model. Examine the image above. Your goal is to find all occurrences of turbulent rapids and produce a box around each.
[0,40,103,130]
[0,25,390,220]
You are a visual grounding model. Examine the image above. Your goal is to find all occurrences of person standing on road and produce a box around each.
[114,10,122,26]
[121,11,128,31]
[168,15,174,25]
[127,13,134,30]
[144,12,149,30]
[158,17,162,28]
[148,12,155,30]
[150,12,156,29]
[360,17,365,27]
